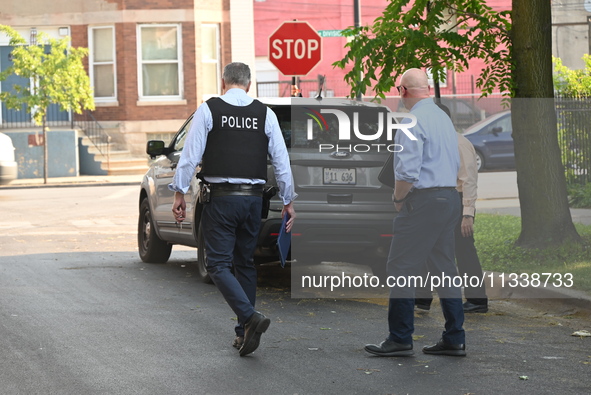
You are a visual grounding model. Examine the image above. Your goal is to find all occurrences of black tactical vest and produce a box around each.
[200,97,269,180]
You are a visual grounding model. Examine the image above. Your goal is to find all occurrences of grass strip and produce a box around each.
[475,214,591,293]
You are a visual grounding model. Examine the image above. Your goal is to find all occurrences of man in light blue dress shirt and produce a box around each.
[169,62,297,357]
[364,68,466,357]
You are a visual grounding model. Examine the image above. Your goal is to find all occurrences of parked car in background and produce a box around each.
[138,97,397,282]
[0,132,17,184]
[439,97,488,132]
[463,111,515,171]
[395,96,488,132]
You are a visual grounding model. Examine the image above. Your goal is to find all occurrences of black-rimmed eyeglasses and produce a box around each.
[396,85,406,93]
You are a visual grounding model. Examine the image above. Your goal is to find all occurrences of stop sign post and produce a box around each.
[269,21,322,77]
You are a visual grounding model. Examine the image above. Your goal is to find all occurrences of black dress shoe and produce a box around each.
[415,302,431,311]
[414,298,432,311]
[239,311,270,357]
[233,336,244,349]
[364,339,414,357]
[463,302,488,313]
[422,339,466,356]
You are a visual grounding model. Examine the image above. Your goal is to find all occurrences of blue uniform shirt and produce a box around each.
[394,98,459,189]
[169,88,297,205]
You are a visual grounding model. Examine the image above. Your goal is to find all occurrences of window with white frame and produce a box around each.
[138,24,183,100]
[201,24,220,96]
[89,26,116,100]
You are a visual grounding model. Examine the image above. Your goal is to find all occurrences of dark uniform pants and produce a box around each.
[386,188,465,345]
[202,195,263,336]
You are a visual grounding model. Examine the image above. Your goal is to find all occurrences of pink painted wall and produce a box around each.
[254,0,510,102]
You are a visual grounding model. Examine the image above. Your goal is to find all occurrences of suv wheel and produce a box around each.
[138,198,172,263]
[197,221,213,283]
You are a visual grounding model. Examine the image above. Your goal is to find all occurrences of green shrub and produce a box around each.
[567,183,591,208]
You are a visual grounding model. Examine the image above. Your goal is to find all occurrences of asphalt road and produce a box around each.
[1,185,591,395]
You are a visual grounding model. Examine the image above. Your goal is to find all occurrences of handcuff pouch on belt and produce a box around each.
[196,173,211,203]
[199,182,211,203]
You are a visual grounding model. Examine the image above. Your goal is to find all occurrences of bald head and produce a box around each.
[400,68,429,90]
[399,68,430,110]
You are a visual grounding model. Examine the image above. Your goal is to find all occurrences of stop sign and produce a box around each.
[269,21,322,76]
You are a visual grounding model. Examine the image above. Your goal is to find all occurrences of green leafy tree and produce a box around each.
[334,0,580,248]
[0,25,95,183]
[333,0,512,99]
[553,54,591,96]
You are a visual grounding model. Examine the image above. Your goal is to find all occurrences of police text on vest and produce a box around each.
[221,115,259,129]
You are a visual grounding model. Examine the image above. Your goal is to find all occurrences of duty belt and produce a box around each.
[209,183,264,197]
[413,187,456,192]
[410,187,457,195]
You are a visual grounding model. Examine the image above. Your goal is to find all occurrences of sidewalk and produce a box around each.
[477,171,591,226]
[0,174,143,189]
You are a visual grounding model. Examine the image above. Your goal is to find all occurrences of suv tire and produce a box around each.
[197,221,213,283]
[138,198,172,263]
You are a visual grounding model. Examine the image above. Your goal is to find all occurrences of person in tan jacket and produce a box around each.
[414,107,489,313]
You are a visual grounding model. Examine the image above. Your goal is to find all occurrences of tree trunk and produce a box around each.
[511,0,581,248]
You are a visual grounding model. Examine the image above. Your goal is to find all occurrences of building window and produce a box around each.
[138,24,183,100]
[201,24,220,97]
[89,26,116,100]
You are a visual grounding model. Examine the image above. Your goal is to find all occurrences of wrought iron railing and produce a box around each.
[72,109,111,170]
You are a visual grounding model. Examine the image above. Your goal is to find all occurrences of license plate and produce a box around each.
[323,168,356,185]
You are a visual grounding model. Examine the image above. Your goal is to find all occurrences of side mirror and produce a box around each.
[491,126,503,136]
[146,140,166,158]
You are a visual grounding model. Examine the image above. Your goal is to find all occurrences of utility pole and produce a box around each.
[426,1,441,105]
[290,19,302,97]
[354,0,362,100]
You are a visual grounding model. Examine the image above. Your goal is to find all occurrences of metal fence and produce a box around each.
[0,103,73,129]
[556,95,591,185]
[1,105,111,166]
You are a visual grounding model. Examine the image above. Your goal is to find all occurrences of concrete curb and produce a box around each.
[487,271,591,315]
[0,175,143,190]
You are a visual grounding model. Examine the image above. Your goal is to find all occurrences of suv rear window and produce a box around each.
[270,104,391,149]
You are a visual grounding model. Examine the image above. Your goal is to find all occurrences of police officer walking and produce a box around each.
[169,62,297,357]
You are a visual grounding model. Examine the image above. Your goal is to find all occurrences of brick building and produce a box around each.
[0,0,256,160]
